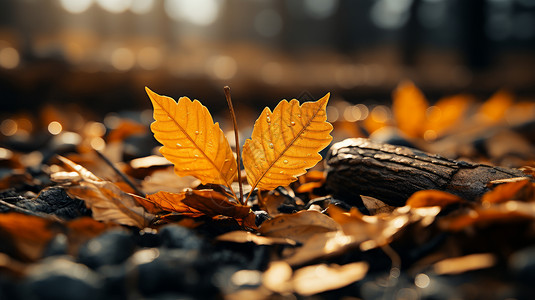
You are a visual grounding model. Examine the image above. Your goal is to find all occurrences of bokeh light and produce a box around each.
[0,47,20,69]
[59,0,93,14]
[111,48,135,71]
[48,121,63,135]
[96,0,132,14]
[165,0,222,26]
[130,0,154,14]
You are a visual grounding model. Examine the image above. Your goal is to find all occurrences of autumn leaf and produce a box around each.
[145,189,256,228]
[481,178,533,204]
[242,93,333,191]
[146,87,237,195]
[406,190,464,208]
[258,210,340,244]
[0,213,54,261]
[392,80,428,138]
[217,231,297,246]
[57,156,155,228]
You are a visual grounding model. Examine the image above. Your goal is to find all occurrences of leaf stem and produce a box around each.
[224,86,244,205]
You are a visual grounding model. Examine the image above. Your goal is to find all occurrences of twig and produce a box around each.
[224,86,244,205]
[94,150,145,196]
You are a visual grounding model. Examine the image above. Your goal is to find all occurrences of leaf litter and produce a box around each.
[0,83,534,299]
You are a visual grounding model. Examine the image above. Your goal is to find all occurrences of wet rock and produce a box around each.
[42,233,68,257]
[510,246,535,284]
[159,224,204,250]
[132,248,217,297]
[22,256,103,300]
[254,210,269,227]
[78,229,135,269]
[135,228,161,248]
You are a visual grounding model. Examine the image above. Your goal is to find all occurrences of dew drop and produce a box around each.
[297,114,301,118]
[269,143,274,149]
[176,143,182,147]
[194,154,199,158]
[195,130,199,135]
[279,170,284,174]
[290,121,296,126]
[266,116,271,123]
[283,160,288,164]
[224,159,230,162]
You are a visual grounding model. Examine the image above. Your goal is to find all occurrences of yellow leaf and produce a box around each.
[392,80,428,138]
[242,93,333,191]
[146,87,237,193]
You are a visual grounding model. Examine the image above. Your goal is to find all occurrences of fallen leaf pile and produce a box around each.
[0,83,534,299]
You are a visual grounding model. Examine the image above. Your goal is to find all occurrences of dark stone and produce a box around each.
[253,210,269,227]
[133,249,217,297]
[22,257,103,300]
[135,228,161,248]
[42,233,68,257]
[78,230,136,269]
[159,224,204,250]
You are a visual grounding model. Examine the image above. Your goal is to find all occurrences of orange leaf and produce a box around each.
[243,93,333,191]
[478,89,514,123]
[146,87,237,195]
[0,213,54,261]
[407,190,464,208]
[146,189,256,228]
[481,178,533,204]
[392,80,428,138]
[106,119,146,143]
[425,94,472,137]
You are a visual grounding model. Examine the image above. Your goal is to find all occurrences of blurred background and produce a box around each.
[1,0,535,155]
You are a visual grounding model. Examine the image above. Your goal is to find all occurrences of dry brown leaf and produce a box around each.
[292,262,369,296]
[258,210,340,244]
[145,189,256,228]
[217,231,297,246]
[284,231,359,266]
[433,253,496,275]
[242,93,333,191]
[329,205,440,251]
[58,156,154,228]
[146,87,237,194]
[392,80,428,138]
[407,190,464,208]
[263,260,369,296]
[439,201,535,231]
[262,261,294,294]
[0,213,54,261]
[140,167,199,195]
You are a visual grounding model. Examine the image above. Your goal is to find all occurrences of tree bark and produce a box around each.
[325,138,529,206]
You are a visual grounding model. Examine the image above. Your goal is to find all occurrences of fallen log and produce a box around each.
[325,138,530,206]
